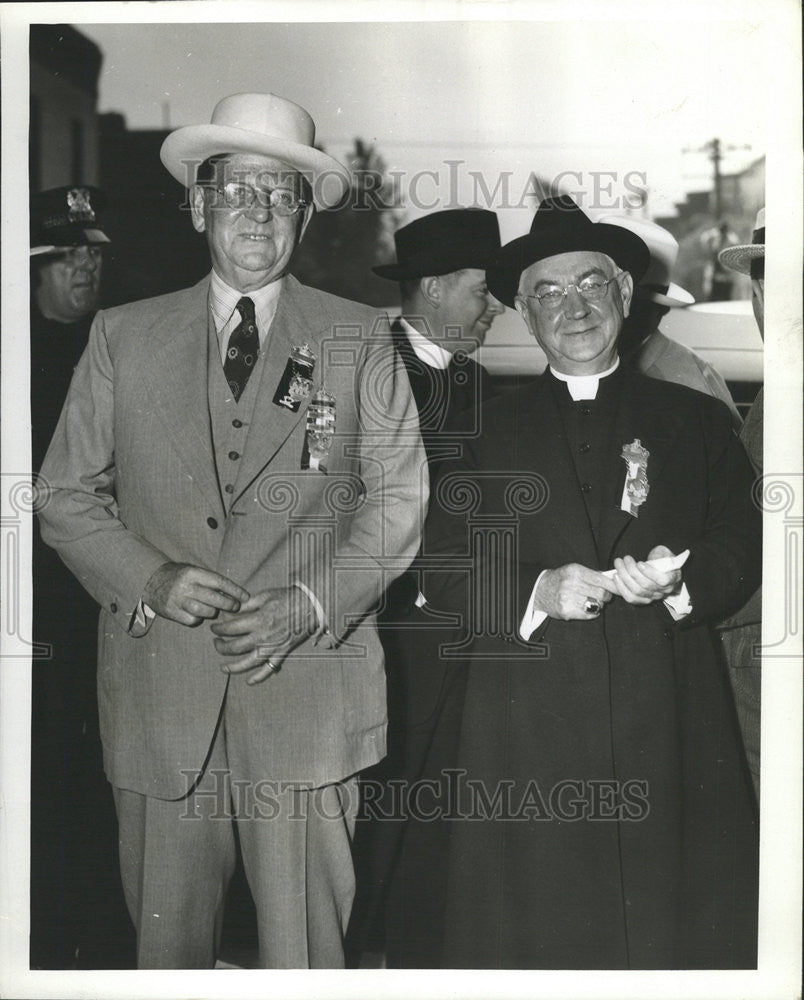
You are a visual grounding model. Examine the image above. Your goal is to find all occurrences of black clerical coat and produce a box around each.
[423,365,760,970]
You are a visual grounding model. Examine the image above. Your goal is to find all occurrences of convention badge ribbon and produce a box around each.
[302,388,336,473]
[273,344,316,411]
[620,438,650,516]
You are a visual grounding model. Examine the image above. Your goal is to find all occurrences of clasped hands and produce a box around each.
[533,545,683,621]
[142,562,317,684]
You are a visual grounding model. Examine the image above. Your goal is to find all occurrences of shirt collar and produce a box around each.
[549,357,620,400]
[399,316,454,370]
[209,269,284,342]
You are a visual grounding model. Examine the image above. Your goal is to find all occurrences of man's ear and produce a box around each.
[420,275,441,308]
[190,185,207,234]
[514,296,537,339]
[618,271,634,318]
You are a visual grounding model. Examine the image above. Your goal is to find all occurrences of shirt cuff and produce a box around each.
[519,570,549,641]
[663,583,692,620]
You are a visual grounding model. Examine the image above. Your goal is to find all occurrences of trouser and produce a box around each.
[113,710,359,969]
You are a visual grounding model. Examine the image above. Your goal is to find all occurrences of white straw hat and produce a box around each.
[718,208,765,275]
[599,214,694,307]
[160,92,351,210]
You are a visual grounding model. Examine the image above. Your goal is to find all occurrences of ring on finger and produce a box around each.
[265,661,280,675]
[583,598,601,616]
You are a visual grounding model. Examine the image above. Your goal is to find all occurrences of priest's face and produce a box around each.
[515,251,633,375]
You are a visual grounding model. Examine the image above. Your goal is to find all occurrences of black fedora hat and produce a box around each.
[30,186,111,256]
[486,195,651,307]
[373,208,501,281]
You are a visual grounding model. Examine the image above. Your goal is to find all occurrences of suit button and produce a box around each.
[580,405,592,416]
[581,482,592,493]
[110,602,118,613]
[207,517,218,529]
[232,419,243,428]
[579,442,591,453]
[224,484,234,494]
[663,628,673,640]
[228,450,240,460]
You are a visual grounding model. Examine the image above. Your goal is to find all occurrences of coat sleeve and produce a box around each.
[679,398,762,626]
[36,309,171,630]
[295,317,429,643]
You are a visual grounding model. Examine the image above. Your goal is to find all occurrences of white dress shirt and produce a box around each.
[398,316,454,369]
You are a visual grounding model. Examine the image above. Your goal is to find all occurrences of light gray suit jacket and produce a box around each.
[38,274,427,798]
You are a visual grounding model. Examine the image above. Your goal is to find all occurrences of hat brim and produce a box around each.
[30,230,111,256]
[718,243,765,275]
[372,254,499,281]
[487,224,651,307]
[160,125,351,210]
[640,281,695,307]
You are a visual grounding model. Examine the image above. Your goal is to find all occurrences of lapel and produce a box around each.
[233,276,323,498]
[139,277,224,515]
[513,373,600,570]
[596,367,686,564]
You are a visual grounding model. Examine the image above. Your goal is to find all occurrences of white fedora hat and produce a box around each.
[599,214,695,307]
[718,207,765,274]
[160,92,351,210]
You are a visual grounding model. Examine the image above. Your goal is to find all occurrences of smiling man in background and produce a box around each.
[350,209,503,967]
[37,93,425,969]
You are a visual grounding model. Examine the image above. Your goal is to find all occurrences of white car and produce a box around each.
[475,298,763,385]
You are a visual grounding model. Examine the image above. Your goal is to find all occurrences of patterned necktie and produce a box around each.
[223,297,259,401]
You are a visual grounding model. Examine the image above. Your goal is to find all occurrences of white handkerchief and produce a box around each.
[603,549,690,579]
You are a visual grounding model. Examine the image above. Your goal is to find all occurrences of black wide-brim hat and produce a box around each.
[373,208,501,280]
[30,185,111,256]
[486,195,651,307]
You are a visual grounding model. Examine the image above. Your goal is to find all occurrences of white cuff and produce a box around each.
[519,570,549,641]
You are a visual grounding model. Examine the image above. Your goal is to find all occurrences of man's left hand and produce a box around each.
[612,545,683,605]
[211,587,317,684]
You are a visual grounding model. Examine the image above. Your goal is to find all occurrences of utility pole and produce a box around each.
[682,138,751,219]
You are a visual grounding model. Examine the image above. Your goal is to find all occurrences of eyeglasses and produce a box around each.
[521,271,624,310]
[204,182,308,216]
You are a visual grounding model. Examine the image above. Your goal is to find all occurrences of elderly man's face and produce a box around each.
[515,251,632,375]
[191,153,312,292]
[36,245,103,323]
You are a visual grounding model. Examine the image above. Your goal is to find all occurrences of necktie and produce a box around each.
[224,297,258,401]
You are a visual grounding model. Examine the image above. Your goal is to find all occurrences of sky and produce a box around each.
[73,8,771,236]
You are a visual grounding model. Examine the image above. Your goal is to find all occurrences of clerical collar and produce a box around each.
[549,357,620,400]
[399,317,454,370]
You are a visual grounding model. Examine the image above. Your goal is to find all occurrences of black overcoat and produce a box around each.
[423,365,760,969]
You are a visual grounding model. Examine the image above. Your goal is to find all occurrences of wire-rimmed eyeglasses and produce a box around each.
[203,182,308,216]
[519,270,624,310]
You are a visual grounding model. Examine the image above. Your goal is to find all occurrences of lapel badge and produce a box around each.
[620,438,650,516]
[303,388,336,473]
[273,343,316,411]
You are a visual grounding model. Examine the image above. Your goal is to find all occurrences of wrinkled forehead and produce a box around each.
[211,153,301,189]
[519,250,618,289]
